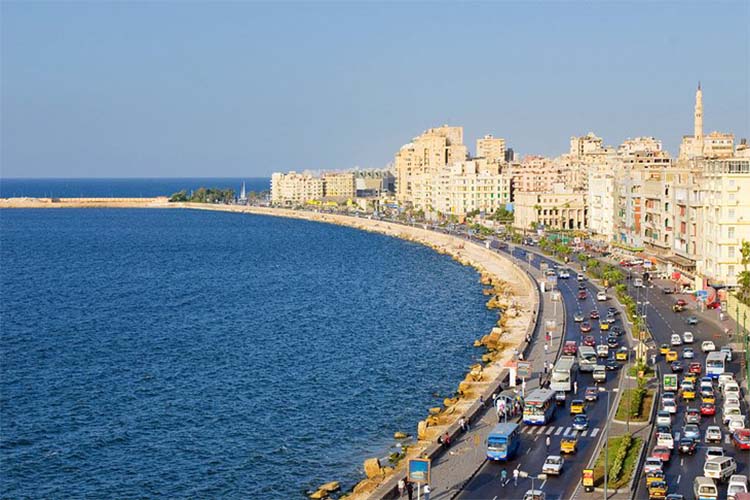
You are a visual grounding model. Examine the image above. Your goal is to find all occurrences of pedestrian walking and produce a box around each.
[398,479,405,498]
[513,468,519,486]
[423,484,431,500]
[544,343,549,355]
[459,417,467,432]
[519,352,524,361]
[501,468,507,486]
[480,395,484,407]
[546,435,551,450]
[406,480,414,500]
[573,380,578,394]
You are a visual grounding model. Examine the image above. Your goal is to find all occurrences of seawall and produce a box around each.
[0,197,170,208]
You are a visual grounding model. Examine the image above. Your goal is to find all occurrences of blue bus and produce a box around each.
[523,388,557,425]
[486,422,521,461]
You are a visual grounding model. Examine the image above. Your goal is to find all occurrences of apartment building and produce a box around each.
[514,184,587,231]
[587,167,616,239]
[322,172,355,199]
[476,135,506,163]
[271,172,324,205]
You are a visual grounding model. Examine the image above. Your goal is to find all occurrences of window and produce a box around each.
[728,265,736,278]
[728,246,735,258]
[728,208,735,219]
[728,227,735,239]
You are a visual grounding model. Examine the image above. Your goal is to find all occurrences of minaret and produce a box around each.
[694,82,703,141]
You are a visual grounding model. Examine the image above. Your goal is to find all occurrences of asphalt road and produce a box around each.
[626,269,750,499]
[457,246,627,500]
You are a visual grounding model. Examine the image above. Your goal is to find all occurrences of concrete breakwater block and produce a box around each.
[363,457,382,478]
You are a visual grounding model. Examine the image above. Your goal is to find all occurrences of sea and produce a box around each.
[0,179,496,498]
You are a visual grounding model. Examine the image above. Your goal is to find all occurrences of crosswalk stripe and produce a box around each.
[591,428,600,437]
[581,430,589,437]
[546,426,556,435]
[563,427,572,436]
[555,427,564,435]
[533,427,544,435]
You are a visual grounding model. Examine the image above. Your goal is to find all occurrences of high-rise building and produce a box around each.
[476,135,506,163]
[322,172,356,199]
[271,172,324,205]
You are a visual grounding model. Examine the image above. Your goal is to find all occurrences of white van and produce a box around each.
[718,373,735,389]
[704,456,737,482]
[728,475,748,500]
[723,382,741,399]
[694,476,718,500]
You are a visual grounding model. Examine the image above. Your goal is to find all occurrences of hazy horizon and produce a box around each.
[2,1,748,178]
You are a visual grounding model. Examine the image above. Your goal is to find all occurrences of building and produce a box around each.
[703,131,735,159]
[618,137,663,155]
[352,169,395,197]
[476,135,506,163]
[514,184,587,231]
[322,172,355,199]
[394,125,468,203]
[271,171,324,205]
[570,132,604,158]
[679,84,704,160]
[587,168,616,239]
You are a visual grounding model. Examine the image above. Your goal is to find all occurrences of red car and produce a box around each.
[580,322,592,333]
[619,259,631,266]
[564,341,578,355]
[590,310,600,319]
[700,403,716,416]
[688,362,702,374]
[732,429,750,450]
[676,298,687,307]
[652,446,671,462]
[707,301,721,309]
[583,336,596,347]
[578,290,587,300]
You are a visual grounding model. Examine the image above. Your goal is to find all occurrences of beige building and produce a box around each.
[570,132,604,158]
[514,185,587,231]
[679,84,704,160]
[703,131,735,159]
[322,172,355,199]
[271,171,324,206]
[587,167,616,239]
[618,137,663,155]
[394,125,468,203]
[476,135,506,163]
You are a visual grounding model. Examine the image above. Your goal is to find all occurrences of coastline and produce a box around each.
[1,199,538,499]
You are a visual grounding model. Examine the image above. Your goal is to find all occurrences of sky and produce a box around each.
[1,1,748,178]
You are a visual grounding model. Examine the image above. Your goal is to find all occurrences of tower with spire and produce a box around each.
[679,82,706,160]
[694,82,703,144]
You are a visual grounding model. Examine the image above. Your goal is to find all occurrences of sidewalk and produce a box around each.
[420,248,566,500]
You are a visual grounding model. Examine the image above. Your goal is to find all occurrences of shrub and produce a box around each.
[609,434,632,482]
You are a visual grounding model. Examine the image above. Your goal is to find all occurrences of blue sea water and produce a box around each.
[0,177,269,198]
[0,207,496,498]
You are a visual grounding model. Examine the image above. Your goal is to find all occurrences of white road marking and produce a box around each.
[526,448,531,455]
[546,426,555,435]
[563,427,572,436]
[677,474,681,484]
[555,427,564,435]
[540,479,547,490]
[591,428,600,437]
[580,430,589,437]
[680,458,684,466]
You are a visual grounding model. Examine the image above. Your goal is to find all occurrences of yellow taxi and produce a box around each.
[645,470,665,486]
[600,321,610,331]
[683,373,698,384]
[570,399,585,415]
[701,390,715,404]
[560,437,577,454]
[648,480,667,499]
[681,383,696,401]
[616,347,629,361]
[666,350,678,362]
[660,344,670,355]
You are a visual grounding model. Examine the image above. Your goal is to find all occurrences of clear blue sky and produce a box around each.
[2,1,748,178]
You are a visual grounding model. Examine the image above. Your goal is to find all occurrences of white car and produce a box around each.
[723,405,743,423]
[597,344,609,358]
[705,426,722,443]
[656,411,672,426]
[724,382,741,399]
[683,331,694,343]
[559,270,570,279]
[542,455,564,475]
[719,373,736,389]
[644,457,663,473]
[597,291,607,301]
[656,432,674,450]
[662,400,677,414]
[721,346,733,361]
[727,416,746,432]
[701,340,716,352]
[728,475,748,500]
[577,274,585,282]
[724,396,741,412]
[671,334,682,346]
[705,446,725,459]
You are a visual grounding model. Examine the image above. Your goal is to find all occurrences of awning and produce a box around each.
[665,254,696,269]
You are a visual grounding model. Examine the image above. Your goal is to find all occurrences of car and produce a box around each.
[660,344,670,355]
[604,314,616,324]
[656,411,672,426]
[573,311,584,322]
[607,306,619,316]
[725,396,741,412]
[558,270,570,279]
[702,340,716,352]
[688,362,702,374]
[590,310,600,320]
[721,345,733,362]
[596,344,609,358]
[686,316,698,325]
[662,400,677,414]
[615,346,628,361]
[573,414,589,430]
[662,286,675,294]
[644,457,663,473]
[648,480,667,500]
[656,432,674,449]
[728,417,746,433]
[577,274,585,282]
[656,424,672,435]
[619,259,631,266]
[597,291,607,301]
[599,321,610,331]
[564,341,578,355]
[701,390,716,405]
[580,321,592,333]
[542,455,564,475]
[578,283,586,290]
[705,446,725,460]
[701,377,715,391]
[683,424,700,440]
[545,269,556,277]
[585,386,599,401]
[723,406,744,424]
[604,359,619,371]
[676,298,688,306]
[678,437,697,455]
[646,469,666,486]
[662,392,676,403]
[705,426,722,443]
[728,475,748,500]
[583,336,596,347]
[560,436,577,454]
[707,300,722,309]
[608,336,620,348]
[701,403,716,416]
[682,347,694,359]
[652,446,671,462]
[555,390,567,405]
[671,334,682,346]
[593,365,607,383]
[610,326,625,337]
[570,400,585,414]
[670,361,684,373]
[685,408,701,424]
[578,290,587,300]
[731,429,750,450]
[682,383,696,400]
[666,494,685,500]
[683,331,694,343]
[666,350,678,362]
[672,303,685,313]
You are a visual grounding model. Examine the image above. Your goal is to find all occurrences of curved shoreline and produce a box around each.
[2,199,539,499]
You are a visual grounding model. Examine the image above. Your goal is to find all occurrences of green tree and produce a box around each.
[738,240,750,305]
[169,190,188,202]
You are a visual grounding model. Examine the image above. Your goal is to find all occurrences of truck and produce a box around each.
[550,356,577,392]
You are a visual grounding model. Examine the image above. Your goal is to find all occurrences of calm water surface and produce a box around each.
[1,208,495,498]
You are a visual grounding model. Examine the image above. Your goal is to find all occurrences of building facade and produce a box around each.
[514,185,587,231]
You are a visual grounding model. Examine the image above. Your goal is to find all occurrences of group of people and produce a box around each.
[397,478,430,500]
